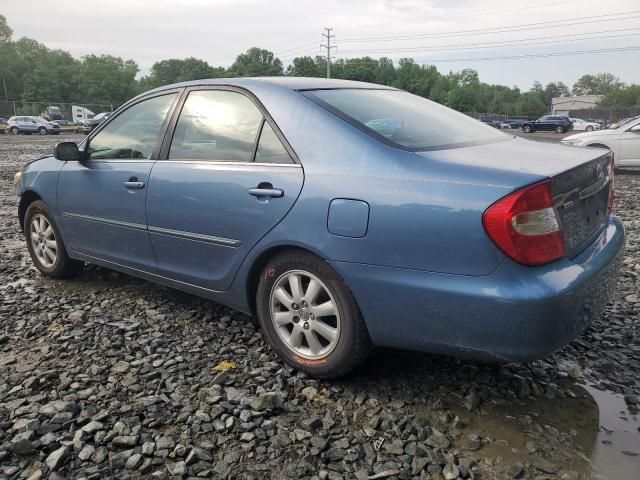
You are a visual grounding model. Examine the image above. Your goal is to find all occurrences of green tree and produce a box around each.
[600,84,640,107]
[0,14,13,44]
[543,81,570,105]
[572,73,623,96]
[142,57,224,89]
[228,47,283,77]
[286,56,324,77]
[21,49,79,104]
[76,55,139,106]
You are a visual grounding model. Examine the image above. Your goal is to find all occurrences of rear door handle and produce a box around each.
[124,177,145,189]
[249,187,284,198]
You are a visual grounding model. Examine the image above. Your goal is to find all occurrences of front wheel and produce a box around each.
[586,125,594,132]
[256,250,372,378]
[10,127,19,135]
[523,125,532,133]
[24,201,80,278]
[555,126,564,134]
[38,127,47,135]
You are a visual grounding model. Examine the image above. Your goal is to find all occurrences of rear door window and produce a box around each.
[169,90,263,162]
[255,121,293,164]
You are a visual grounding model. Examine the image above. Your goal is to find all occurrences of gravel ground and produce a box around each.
[0,134,639,480]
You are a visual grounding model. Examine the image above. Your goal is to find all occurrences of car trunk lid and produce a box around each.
[551,152,613,258]
[414,136,614,260]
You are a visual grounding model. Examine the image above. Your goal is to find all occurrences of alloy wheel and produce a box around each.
[269,270,341,360]
[30,214,57,268]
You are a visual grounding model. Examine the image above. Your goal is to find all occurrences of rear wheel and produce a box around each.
[256,250,372,378]
[24,201,80,278]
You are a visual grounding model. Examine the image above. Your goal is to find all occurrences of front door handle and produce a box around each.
[249,184,284,198]
[124,177,145,189]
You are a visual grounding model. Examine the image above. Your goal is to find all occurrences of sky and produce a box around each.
[3,0,640,90]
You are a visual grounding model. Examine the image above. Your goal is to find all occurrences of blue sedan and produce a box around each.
[14,78,624,378]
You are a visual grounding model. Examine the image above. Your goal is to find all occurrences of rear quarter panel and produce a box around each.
[232,85,548,281]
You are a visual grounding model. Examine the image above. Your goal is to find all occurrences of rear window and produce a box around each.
[303,89,506,151]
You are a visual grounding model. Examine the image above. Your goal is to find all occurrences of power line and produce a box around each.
[333,45,640,64]
[269,0,578,56]
[274,40,321,57]
[339,28,640,55]
[340,10,640,42]
[320,27,336,79]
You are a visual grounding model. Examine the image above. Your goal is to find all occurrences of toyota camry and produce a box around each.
[14,78,625,378]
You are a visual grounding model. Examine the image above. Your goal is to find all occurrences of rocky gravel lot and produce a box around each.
[0,135,639,480]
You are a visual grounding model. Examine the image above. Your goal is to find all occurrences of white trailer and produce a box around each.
[71,105,95,123]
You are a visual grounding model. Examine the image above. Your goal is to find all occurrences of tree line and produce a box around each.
[1,14,638,118]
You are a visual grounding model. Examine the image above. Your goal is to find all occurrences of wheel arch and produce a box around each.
[585,142,611,150]
[244,244,330,317]
[18,190,42,232]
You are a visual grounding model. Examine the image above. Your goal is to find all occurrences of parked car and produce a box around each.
[7,116,60,135]
[481,119,503,129]
[570,118,601,132]
[521,115,573,133]
[42,106,64,121]
[52,120,80,133]
[14,78,624,378]
[0,118,7,134]
[79,111,112,133]
[502,119,524,129]
[561,115,640,167]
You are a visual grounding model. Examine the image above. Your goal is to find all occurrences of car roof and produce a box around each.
[144,77,397,96]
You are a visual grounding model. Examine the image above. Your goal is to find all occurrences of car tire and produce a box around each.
[523,125,531,133]
[256,250,372,378]
[586,125,594,132]
[24,200,80,278]
[10,127,19,135]
[555,126,564,134]
[38,127,47,135]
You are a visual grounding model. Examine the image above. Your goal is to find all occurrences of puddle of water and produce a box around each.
[444,386,597,475]
[584,385,640,480]
[430,384,639,478]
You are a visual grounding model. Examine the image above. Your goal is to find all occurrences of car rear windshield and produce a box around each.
[303,88,507,151]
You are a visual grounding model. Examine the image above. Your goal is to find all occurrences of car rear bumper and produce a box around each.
[331,216,625,362]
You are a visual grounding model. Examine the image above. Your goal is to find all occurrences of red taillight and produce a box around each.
[483,180,565,266]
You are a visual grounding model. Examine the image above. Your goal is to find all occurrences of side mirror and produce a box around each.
[53,142,81,161]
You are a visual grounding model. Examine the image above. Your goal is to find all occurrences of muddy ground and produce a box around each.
[0,134,639,480]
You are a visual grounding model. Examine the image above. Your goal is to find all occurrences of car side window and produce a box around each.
[88,94,176,160]
[169,90,263,162]
[255,121,293,164]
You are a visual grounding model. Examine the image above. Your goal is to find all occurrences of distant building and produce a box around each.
[551,95,603,116]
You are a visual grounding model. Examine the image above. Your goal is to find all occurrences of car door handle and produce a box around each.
[124,179,145,189]
[249,187,284,198]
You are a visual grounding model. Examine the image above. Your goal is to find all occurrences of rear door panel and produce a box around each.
[147,162,303,290]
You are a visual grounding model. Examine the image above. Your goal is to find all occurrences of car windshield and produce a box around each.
[304,88,507,151]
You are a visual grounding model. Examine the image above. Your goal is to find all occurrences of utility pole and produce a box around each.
[321,27,336,79]
[2,78,8,102]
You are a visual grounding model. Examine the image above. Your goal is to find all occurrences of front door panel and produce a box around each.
[146,162,303,291]
[58,161,157,270]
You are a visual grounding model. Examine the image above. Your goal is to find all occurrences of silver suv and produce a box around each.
[7,116,61,135]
